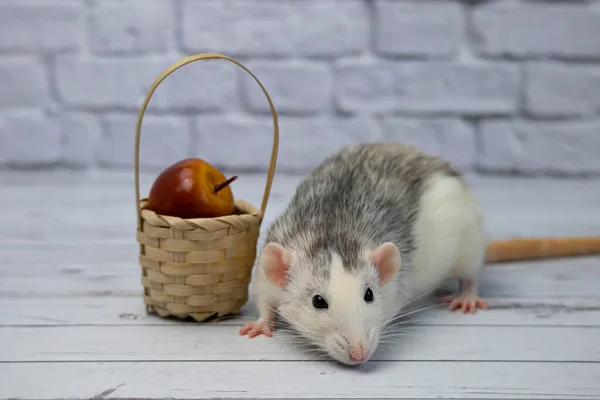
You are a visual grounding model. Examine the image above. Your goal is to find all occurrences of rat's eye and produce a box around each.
[364,287,374,302]
[312,295,328,309]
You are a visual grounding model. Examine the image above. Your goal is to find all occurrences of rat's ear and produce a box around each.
[368,242,401,285]
[260,242,293,287]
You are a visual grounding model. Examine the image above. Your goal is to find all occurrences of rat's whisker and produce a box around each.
[384,302,447,326]
[400,280,448,308]
[385,317,438,327]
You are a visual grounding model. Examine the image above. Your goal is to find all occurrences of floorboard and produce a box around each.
[1,324,596,363]
[2,297,600,327]
[1,172,600,248]
[1,249,598,299]
[1,361,598,399]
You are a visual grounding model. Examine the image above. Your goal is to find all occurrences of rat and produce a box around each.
[239,142,600,365]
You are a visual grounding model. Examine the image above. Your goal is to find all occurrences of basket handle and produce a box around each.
[134,53,280,231]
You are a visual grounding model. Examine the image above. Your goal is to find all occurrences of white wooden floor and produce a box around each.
[1,170,599,399]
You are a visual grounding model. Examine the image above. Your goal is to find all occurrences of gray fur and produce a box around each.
[265,142,462,286]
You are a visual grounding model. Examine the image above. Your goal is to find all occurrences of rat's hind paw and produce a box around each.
[439,294,488,314]
[239,319,275,338]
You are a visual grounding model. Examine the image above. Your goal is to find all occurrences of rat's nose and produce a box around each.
[349,343,368,363]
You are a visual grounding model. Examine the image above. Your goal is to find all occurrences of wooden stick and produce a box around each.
[214,176,238,193]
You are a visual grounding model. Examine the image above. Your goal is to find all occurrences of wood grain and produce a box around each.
[0,324,596,362]
[1,361,598,399]
[2,297,600,327]
[1,172,599,248]
[1,247,598,298]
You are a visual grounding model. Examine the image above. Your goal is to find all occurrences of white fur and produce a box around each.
[321,254,382,365]
[408,173,486,299]
[250,247,389,365]
[249,249,287,324]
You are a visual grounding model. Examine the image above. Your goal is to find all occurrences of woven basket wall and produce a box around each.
[133,53,279,322]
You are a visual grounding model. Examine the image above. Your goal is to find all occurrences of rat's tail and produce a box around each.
[485,236,600,263]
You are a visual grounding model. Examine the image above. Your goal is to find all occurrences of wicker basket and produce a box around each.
[133,53,279,322]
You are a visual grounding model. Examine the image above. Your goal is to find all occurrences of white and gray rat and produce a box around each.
[239,142,489,365]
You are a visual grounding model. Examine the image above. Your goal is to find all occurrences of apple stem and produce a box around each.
[214,175,238,193]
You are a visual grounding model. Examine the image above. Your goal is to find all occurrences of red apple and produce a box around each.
[145,158,238,219]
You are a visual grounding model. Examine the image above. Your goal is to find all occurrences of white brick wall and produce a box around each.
[1,0,599,175]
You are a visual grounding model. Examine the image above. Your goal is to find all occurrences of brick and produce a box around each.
[195,115,382,172]
[374,0,464,57]
[0,111,62,166]
[335,60,519,116]
[0,56,51,108]
[181,0,296,57]
[89,0,175,55]
[181,0,367,57]
[59,113,103,168]
[293,0,368,57]
[54,55,238,111]
[241,61,333,115]
[380,118,476,170]
[476,120,600,174]
[276,116,384,171]
[525,63,600,118]
[472,1,600,59]
[0,0,82,52]
[98,114,192,169]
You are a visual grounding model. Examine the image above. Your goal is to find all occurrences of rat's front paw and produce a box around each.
[439,294,488,314]
[239,319,275,338]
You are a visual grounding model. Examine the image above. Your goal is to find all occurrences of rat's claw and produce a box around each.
[440,294,488,314]
[239,320,274,338]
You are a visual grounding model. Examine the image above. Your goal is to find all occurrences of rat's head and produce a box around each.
[260,241,401,365]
